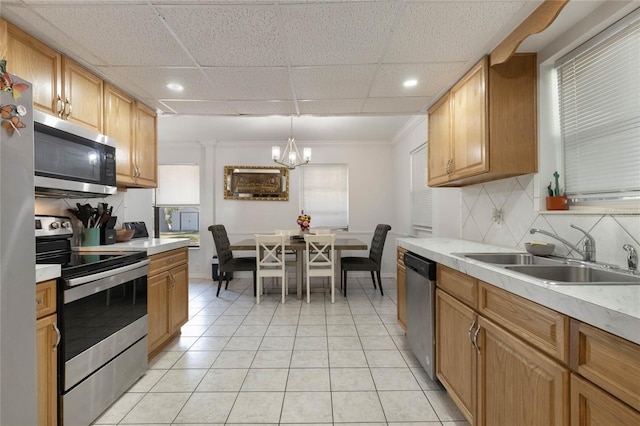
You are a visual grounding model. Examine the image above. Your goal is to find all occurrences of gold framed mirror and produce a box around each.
[223,166,289,201]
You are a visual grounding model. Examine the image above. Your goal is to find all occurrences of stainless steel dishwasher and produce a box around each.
[404,252,437,381]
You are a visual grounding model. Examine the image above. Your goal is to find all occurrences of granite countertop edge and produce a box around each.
[71,238,190,256]
[397,237,640,345]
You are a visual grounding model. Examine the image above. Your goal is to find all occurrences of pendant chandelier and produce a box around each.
[272,116,311,169]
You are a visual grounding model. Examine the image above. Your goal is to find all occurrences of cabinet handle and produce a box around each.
[468,319,476,343]
[446,159,452,174]
[65,98,72,119]
[473,325,481,355]
[52,322,61,352]
[56,95,64,117]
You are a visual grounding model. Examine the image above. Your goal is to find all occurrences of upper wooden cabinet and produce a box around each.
[4,21,62,114]
[4,20,104,132]
[428,54,537,187]
[103,83,157,188]
[133,101,158,188]
[62,57,103,132]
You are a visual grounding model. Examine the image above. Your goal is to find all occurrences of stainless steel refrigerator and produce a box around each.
[0,70,37,425]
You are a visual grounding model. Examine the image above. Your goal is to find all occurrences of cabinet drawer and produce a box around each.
[478,281,568,363]
[36,280,56,319]
[570,319,640,411]
[437,264,477,308]
[148,247,188,276]
[570,373,640,426]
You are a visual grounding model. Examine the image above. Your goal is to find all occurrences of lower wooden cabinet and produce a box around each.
[36,280,58,426]
[476,315,568,426]
[570,374,640,426]
[436,288,476,423]
[396,247,407,331]
[436,264,569,426]
[433,262,639,426]
[147,248,189,359]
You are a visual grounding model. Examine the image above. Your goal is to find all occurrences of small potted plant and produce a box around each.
[546,171,568,210]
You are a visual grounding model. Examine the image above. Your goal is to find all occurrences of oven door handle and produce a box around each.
[65,259,150,287]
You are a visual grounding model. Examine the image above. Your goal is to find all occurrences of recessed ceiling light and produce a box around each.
[166,83,184,92]
[403,79,418,88]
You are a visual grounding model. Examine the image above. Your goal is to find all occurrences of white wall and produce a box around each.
[158,139,397,278]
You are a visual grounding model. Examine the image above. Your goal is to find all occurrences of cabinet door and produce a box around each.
[5,21,62,115]
[133,102,157,188]
[570,373,640,426]
[104,83,136,186]
[427,93,452,186]
[450,57,488,181]
[148,272,171,355]
[396,248,406,331]
[62,58,103,132]
[169,263,189,333]
[36,314,58,426]
[476,316,569,426]
[436,289,476,423]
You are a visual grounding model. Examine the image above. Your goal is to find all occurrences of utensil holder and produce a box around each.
[546,195,568,210]
[81,228,100,246]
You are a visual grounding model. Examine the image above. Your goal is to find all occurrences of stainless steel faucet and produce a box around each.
[623,244,638,272]
[529,224,596,262]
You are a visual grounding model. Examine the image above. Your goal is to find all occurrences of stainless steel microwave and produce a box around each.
[34,111,117,198]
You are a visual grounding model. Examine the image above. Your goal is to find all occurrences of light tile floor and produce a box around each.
[93,275,470,426]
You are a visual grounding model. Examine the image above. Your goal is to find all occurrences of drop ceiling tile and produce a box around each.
[228,101,296,116]
[385,1,527,63]
[298,99,365,115]
[30,4,193,66]
[362,97,430,114]
[100,67,223,101]
[369,62,466,98]
[292,65,376,100]
[203,67,292,101]
[281,2,399,65]
[158,4,286,66]
[160,100,239,115]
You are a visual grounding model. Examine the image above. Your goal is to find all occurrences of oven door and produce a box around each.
[60,259,149,392]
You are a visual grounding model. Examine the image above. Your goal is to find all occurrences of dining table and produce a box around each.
[230,237,368,300]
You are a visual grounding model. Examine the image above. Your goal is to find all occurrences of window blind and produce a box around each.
[300,164,349,229]
[156,164,200,206]
[555,11,640,199]
[411,143,432,232]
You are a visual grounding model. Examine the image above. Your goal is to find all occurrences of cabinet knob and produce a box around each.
[36,298,44,306]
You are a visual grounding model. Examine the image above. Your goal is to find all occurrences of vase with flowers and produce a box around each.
[297,210,311,233]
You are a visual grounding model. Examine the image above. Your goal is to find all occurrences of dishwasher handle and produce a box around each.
[404,252,436,280]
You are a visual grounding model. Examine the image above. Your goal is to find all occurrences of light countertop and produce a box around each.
[36,264,61,282]
[72,237,190,256]
[397,237,640,345]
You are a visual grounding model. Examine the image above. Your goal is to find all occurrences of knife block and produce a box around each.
[101,215,117,245]
[100,228,115,245]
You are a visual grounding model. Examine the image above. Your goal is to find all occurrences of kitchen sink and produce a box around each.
[456,252,563,265]
[505,265,640,285]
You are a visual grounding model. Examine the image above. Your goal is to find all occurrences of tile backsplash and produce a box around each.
[461,174,640,268]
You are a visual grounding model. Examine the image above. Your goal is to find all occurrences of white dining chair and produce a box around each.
[303,233,336,303]
[255,234,287,304]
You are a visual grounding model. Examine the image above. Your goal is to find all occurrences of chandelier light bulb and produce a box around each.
[271,146,280,161]
[272,116,311,169]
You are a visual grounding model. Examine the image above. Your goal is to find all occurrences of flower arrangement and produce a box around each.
[297,210,311,232]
